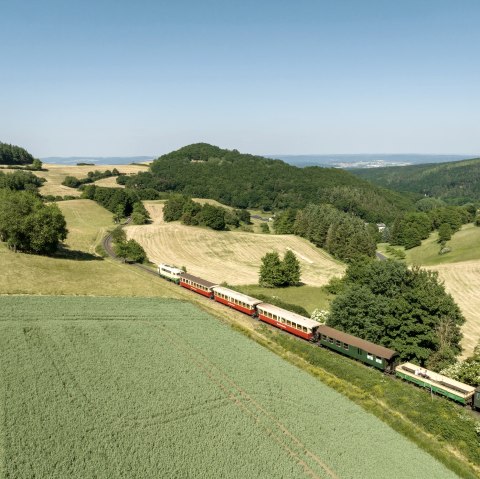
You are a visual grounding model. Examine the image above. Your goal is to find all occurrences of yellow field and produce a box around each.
[34,163,148,196]
[126,202,345,286]
[428,260,480,358]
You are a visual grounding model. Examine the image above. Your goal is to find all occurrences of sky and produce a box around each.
[1,0,480,157]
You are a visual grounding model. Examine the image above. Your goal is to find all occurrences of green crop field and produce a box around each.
[0,296,458,479]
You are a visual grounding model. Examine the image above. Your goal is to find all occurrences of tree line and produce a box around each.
[274,204,377,262]
[0,142,35,165]
[259,250,301,287]
[0,170,45,192]
[163,195,251,231]
[62,168,122,188]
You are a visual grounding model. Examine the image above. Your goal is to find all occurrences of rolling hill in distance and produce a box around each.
[351,157,480,202]
[40,156,154,165]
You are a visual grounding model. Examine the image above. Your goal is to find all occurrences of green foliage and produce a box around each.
[438,223,453,242]
[352,157,480,204]
[0,141,35,165]
[293,203,376,262]
[327,259,465,367]
[259,250,302,287]
[440,348,480,387]
[390,212,432,249]
[81,185,141,216]
[415,197,446,212]
[62,169,122,189]
[260,222,270,233]
[0,189,67,254]
[385,245,406,260]
[273,209,297,234]
[31,158,43,170]
[282,250,301,285]
[196,203,225,230]
[114,238,147,263]
[131,201,150,225]
[0,170,45,191]
[124,143,412,222]
[259,251,284,287]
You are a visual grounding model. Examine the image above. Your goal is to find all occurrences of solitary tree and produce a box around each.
[438,223,453,243]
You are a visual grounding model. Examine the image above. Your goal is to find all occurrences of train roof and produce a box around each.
[180,273,217,289]
[158,263,184,274]
[212,286,262,305]
[318,325,398,360]
[257,303,321,329]
[396,363,476,398]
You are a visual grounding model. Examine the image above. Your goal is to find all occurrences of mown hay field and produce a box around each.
[0,296,458,479]
[34,163,148,197]
[429,260,480,358]
[126,202,345,286]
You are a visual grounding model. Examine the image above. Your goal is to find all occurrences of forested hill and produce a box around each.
[0,142,35,165]
[351,157,480,204]
[125,143,413,222]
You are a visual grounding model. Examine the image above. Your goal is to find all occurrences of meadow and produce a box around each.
[0,199,179,298]
[0,296,460,479]
[126,202,345,286]
[35,163,148,197]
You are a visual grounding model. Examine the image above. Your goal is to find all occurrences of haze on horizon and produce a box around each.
[1,0,479,158]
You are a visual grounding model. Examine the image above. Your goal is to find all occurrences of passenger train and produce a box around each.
[157,263,480,410]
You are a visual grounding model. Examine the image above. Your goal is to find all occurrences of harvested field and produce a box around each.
[34,163,148,197]
[126,202,345,286]
[0,296,458,479]
[429,260,480,358]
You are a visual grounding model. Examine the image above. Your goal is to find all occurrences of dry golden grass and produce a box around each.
[428,260,480,358]
[126,202,345,286]
[35,163,148,197]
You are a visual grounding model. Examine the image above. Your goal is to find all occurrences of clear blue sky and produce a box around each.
[1,0,479,157]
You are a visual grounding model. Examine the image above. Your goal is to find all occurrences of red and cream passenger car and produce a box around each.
[212,286,262,315]
[179,273,218,298]
[256,303,320,340]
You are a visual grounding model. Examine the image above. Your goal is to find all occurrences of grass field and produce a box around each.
[379,225,480,358]
[0,199,179,297]
[406,224,480,266]
[235,284,333,314]
[126,202,345,286]
[33,163,148,197]
[0,296,459,479]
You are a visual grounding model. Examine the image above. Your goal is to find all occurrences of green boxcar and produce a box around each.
[317,325,398,371]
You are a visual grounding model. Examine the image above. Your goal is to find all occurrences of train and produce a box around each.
[157,263,480,411]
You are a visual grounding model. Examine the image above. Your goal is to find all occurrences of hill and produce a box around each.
[123,143,413,223]
[0,141,35,165]
[351,157,480,203]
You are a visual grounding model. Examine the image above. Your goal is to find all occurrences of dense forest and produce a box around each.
[121,143,413,223]
[351,157,480,204]
[0,142,35,165]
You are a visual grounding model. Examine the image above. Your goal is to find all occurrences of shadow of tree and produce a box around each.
[53,247,103,261]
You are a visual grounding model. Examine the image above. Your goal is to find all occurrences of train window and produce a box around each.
[336,340,341,347]
[375,357,383,364]
[329,337,334,344]
[367,353,374,360]
[287,320,292,326]
[321,335,327,341]
[343,343,349,350]
[302,326,307,333]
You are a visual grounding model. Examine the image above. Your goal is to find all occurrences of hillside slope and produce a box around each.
[124,143,413,222]
[351,157,480,203]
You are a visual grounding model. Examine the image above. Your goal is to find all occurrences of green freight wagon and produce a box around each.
[317,325,398,371]
[396,363,479,409]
